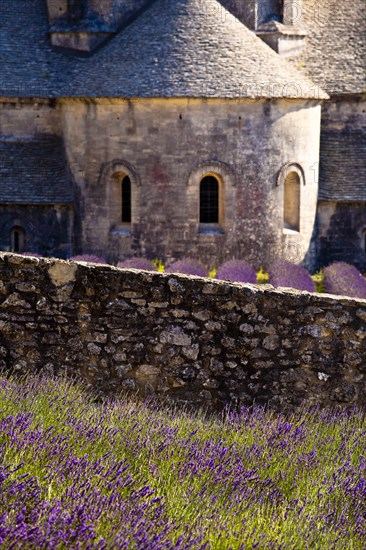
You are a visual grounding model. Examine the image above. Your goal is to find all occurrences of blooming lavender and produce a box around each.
[0,373,365,549]
[165,258,208,277]
[70,255,107,264]
[268,260,315,292]
[117,257,157,271]
[215,259,257,284]
[323,262,366,299]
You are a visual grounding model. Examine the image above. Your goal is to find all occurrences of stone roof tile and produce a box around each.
[0,137,74,204]
[318,129,366,201]
[0,0,326,99]
[288,0,366,95]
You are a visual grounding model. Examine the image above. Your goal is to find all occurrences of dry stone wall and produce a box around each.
[0,253,365,411]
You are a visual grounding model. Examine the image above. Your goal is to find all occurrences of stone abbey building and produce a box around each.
[0,0,365,271]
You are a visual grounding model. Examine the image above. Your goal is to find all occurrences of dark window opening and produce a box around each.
[14,231,19,252]
[121,175,131,223]
[11,226,26,253]
[68,0,87,21]
[200,175,219,223]
[258,0,284,24]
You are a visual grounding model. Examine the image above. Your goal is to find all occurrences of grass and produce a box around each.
[0,372,365,548]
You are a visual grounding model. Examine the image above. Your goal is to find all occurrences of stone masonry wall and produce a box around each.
[61,97,321,268]
[0,253,365,412]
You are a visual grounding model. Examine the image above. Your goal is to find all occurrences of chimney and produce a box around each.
[256,0,307,57]
[46,0,149,54]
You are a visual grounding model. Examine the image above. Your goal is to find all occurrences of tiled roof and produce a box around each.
[288,0,366,95]
[0,137,74,204]
[318,129,366,201]
[0,0,326,99]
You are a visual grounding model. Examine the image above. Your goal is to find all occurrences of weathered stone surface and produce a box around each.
[0,253,365,412]
[263,335,280,350]
[135,365,160,379]
[48,262,77,287]
[160,329,192,347]
[192,310,210,322]
[182,345,199,360]
[15,282,38,293]
[0,293,31,309]
[239,323,254,334]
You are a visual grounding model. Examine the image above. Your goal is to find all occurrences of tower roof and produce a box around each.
[0,0,327,99]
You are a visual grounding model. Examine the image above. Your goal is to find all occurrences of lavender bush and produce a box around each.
[117,257,157,271]
[70,255,107,264]
[0,373,365,549]
[165,258,208,277]
[323,262,366,299]
[269,260,315,292]
[215,259,257,284]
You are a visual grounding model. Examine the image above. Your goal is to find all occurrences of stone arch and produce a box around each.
[11,225,26,253]
[100,159,141,188]
[99,160,140,231]
[0,215,33,253]
[187,161,236,188]
[276,162,305,187]
[187,161,236,232]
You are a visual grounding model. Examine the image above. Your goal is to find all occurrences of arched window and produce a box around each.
[101,159,140,233]
[284,171,300,231]
[11,226,26,253]
[200,175,219,223]
[121,175,131,223]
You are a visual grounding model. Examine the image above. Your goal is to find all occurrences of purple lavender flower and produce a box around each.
[165,258,208,277]
[268,260,315,292]
[117,258,157,271]
[323,262,366,299]
[70,255,107,264]
[215,259,257,284]
[1,373,365,548]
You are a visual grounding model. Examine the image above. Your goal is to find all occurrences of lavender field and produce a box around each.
[0,374,365,549]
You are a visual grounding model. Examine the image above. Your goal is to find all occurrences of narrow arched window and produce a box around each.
[11,226,26,253]
[121,175,131,223]
[284,171,300,231]
[200,176,219,223]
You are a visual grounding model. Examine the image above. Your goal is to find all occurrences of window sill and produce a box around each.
[110,226,132,236]
[199,224,224,235]
[283,227,300,235]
